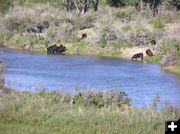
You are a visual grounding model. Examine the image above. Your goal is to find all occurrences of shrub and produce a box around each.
[122,25,131,32]
[160,39,180,56]
[9,34,40,48]
[115,8,131,19]
[0,62,5,92]
[151,17,165,30]
[0,31,11,43]
[99,26,117,46]
[0,0,13,14]
[113,41,132,49]
[73,87,130,108]
[159,15,172,23]
[151,93,160,110]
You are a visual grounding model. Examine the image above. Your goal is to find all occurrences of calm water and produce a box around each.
[1,48,180,107]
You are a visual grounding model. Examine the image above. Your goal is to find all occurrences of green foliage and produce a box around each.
[158,15,172,23]
[151,17,165,30]
[73,87,130,108]
[114,41,132,49]
[0,88,179,134]
[75,41,87,54]
[104,0,138,7]
[0,62,5,91]
[151,92,160,110]
[164,65,180,74]
[100,27,117,46]
[9,34,41,48]
[0,0,13,14]
[98,42,107,48]
[169,65,180,74]
[0,31,12,43]
[115,8,132,19]
[122,25,131,32]
[161,39,180,56]
[144,56,161,63]
[3,15,34,32]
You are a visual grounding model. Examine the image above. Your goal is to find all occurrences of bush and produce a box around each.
[122,25,131,32]
[0,31,12,43]
[0,62,5,92]
[99,26,117,46]
[160,39,180,56]
[115,8,132,19]
[0,0,13,14]
[113,41,132,49]
[73,87,130,108]
[151,17,165,30]
[9,34,41,48]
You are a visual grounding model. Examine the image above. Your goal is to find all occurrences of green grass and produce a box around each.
[151,17,165,30]
[122,25,131,32]
[164,65,180,74]
[172,65,180,73]
[0,88,179,134]
[144,56,161,63]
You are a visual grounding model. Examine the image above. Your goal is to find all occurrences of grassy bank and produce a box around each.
[164,65,180,74]
[0,88,180,134]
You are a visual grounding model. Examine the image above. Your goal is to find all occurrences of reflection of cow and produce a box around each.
[47,44,66,54]
[132,53,143,62]
[146,49,153,56]
[81,33,87,40]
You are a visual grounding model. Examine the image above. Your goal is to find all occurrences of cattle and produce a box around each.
[26,21,49,33]
[146,49,153,56]
[47,44,66,54]
[132,53,143,62]
[151,39,156,45]
[81,33,87,40]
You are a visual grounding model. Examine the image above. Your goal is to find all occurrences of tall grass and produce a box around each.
[0,88,179,134]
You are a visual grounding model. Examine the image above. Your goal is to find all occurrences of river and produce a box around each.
[1,48,180,107]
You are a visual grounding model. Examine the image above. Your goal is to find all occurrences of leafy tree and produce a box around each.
[144,0,161,17]
[104,0,139,7]
[65,0,99,13]
[165,0,180,10]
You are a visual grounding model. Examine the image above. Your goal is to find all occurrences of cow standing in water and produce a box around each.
[132,53,144,62]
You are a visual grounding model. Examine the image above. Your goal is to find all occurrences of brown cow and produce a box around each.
[146,49,153,56]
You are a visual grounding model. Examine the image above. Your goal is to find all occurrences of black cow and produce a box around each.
[27,21,49,33]
[151,39,156,45]
[47,44,66,54]
[132,53,143,62]
[81,33,87,40]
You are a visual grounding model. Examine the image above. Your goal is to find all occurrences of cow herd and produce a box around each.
[46,32,155,63]
[132,49,154,62]
[47,44,66,54]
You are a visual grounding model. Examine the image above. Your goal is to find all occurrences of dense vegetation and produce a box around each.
[0,0,179,63]
[0,88,179,134]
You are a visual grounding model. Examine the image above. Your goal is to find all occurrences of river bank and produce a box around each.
[0,87,179,134]
[1,43,179,75]
[1,47,180,107]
